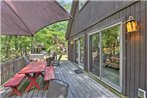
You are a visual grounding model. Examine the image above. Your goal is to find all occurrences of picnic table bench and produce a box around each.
[44,66,55,90]
[18,61,46,92]
[4,74,26,96]
[4,61,56,97]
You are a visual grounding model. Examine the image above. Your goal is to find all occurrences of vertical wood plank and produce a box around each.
[139,1,146,91]
[126,6,131,97]
[145,1,147,94]
[129,4,135,98]
[134,2,140,98]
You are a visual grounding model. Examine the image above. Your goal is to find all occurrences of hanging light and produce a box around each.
[126,16,138,33]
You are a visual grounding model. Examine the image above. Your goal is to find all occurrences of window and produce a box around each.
[79,0,87,10]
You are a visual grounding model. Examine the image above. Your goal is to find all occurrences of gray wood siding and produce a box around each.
[139,1,146,97]
[68,39,74,62]
[69,1,131,37]
[146,1,147,96]
[68,1,147,98]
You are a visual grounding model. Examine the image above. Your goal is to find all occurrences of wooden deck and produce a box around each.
[0,61,119,98]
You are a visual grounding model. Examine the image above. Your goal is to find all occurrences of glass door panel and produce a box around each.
[101,25,120,86]
[89,33,100,76]
[75,37,84,68]
[75,40,79,64]
[80,38,84,67]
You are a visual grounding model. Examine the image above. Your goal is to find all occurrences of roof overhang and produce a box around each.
[65,1,77,40]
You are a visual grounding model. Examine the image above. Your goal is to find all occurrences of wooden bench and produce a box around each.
[44,66,55,90]
[4,73,26,96]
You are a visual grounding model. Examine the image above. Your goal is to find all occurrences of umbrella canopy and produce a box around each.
[1,0,71,36]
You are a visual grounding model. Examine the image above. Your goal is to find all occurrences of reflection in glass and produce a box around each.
[80,38,84,67]
[90,33,100,76]
[101,25,120,86]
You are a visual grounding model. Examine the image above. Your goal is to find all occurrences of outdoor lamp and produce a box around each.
[71,41,73,45]
[126,16,138,33]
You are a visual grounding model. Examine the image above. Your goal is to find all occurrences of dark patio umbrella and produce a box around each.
[1,0,71,36]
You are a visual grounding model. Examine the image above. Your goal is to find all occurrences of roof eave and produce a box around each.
[66,1,78,40]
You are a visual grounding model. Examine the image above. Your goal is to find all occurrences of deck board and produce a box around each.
[1,61,119,98]
[55,69,74,98]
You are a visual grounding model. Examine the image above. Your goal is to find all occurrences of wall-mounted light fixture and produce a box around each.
[126,16,138,33]
[71,41,73,45]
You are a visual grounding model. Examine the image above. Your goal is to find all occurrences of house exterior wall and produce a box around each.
[67,1,147,98]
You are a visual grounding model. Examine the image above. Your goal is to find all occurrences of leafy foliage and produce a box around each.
[58,0,72,12]
[34,21,68,53]
[0,36,32,62]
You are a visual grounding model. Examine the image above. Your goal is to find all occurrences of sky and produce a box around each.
[64,0,72,2]
[57,0,72,12]
[58,0,72,3]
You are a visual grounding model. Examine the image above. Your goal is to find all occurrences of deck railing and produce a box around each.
[0,55,30,85]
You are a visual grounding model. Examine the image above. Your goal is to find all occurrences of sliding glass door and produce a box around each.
[89,33,100,76]
[101,25,121,88]
[75,37,84,68]
[89,24,122,91]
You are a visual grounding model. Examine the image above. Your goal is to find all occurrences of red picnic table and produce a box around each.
[19,61,46,92]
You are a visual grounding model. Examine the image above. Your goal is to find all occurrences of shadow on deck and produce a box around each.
[0,61,119,98]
